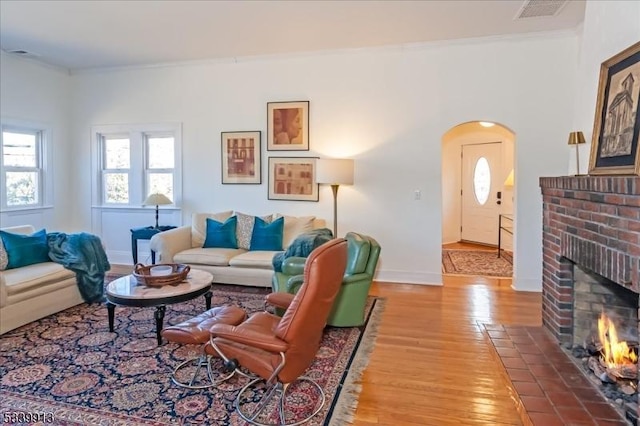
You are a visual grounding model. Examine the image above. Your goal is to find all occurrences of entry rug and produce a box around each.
[0,280,385,425]
[442,249,513,277]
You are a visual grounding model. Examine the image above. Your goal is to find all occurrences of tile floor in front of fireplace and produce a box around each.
[482,324,630,425]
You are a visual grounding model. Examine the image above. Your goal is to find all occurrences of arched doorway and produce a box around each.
[441,121,516,277]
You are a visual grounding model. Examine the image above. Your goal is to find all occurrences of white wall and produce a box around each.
[572,0,640,174]
[0,53,72,231]
[67,33,578,287]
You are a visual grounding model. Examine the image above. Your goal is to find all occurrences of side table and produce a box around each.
[130,225,176,264]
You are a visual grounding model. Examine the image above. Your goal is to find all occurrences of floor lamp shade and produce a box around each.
[316,159,355,186]
[316,159,354,237]
[143,193,173,228]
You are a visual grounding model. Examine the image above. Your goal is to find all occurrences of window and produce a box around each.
[92,124,182,207]
[473,157,491,205]
[1,122,50,210]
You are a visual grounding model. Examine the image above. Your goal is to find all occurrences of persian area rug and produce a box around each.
[0,277,385,425]
[442,249,513,277]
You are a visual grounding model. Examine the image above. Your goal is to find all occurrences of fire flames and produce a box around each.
[598,312,638,368]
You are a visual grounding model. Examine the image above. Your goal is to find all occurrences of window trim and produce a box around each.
[91,123,182,209]
[0,118,53,212]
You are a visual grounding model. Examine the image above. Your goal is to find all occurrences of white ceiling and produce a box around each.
[0,0,586,72]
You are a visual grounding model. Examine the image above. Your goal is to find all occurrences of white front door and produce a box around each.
[461,142,503,245]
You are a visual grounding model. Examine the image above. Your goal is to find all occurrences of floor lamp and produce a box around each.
[143,193,173,228]
[315,159,354,238]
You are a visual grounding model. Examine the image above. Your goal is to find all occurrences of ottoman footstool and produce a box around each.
[162,305,246,389]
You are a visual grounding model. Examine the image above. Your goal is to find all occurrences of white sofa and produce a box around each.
[0,225,83,334]
[150,212,325,287]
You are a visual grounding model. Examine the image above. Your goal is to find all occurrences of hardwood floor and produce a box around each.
[355,275,541,425]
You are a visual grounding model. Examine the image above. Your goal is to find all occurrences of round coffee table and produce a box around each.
[106,268,213,345]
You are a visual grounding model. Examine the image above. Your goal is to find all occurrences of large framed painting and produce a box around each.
[221,131,261,184]
[267,101,310,151]
[588,41,640,175]
[268,157,318,201]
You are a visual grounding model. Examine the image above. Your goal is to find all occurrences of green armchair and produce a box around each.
[272,232,380,327]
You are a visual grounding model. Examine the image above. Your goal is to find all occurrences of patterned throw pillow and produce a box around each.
[0,235,7,270]
[234,212,272,250]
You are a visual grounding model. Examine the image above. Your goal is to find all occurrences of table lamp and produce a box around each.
[316,158,354,237]
[567,131,586,175]
[143,193,172,228]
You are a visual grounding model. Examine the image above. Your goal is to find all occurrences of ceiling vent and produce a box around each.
[515,0,569,19]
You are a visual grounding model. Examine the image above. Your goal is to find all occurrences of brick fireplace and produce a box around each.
[536,176,640,422]
[539,176,639,346]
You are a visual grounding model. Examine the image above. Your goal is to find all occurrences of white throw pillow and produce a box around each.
[233,212,273,250]
[191,211,233,248]
[274,214,316,248]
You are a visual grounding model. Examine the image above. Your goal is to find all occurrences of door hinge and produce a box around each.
[460,226,463,232]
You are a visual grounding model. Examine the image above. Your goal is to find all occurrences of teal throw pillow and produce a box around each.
[250,216,284,251]
[0,228,50,269]
[203,216,238,249]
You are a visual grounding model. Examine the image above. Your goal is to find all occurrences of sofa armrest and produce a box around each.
[0,271,6,308]
[281,257,306,275]
[149,226,192,263]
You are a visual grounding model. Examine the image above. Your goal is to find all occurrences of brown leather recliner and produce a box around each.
[206,238,348,426]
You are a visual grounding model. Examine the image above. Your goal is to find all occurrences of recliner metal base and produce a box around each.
[235,376,325,426]
[170,353,252,390]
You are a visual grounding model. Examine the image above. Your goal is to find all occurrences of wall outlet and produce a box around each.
[414,189,421,200]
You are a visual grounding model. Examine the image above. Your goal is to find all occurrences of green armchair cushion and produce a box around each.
[345,233,371,275]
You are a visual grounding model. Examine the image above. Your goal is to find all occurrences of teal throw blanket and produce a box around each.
[47,232,111,303]
[272,228,333,272]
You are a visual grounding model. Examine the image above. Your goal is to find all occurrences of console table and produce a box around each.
[497,214,513,258]
[130,225,176,264]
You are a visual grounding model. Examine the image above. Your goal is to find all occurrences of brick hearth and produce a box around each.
[484,323,628,425]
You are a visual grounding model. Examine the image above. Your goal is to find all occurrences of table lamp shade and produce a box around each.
[504,169,514,187]
[315,159,354,185]
[567,131,586,145]
[143,193,173,207]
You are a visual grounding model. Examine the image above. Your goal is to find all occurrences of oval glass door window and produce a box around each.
[473,157,491,205]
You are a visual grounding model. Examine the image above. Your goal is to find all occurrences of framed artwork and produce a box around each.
[268,157,318,201]
[221,131,261,184]
[267,101,310,151]
[588,41,640,175]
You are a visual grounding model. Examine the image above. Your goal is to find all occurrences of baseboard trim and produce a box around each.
[375,270,443,286]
